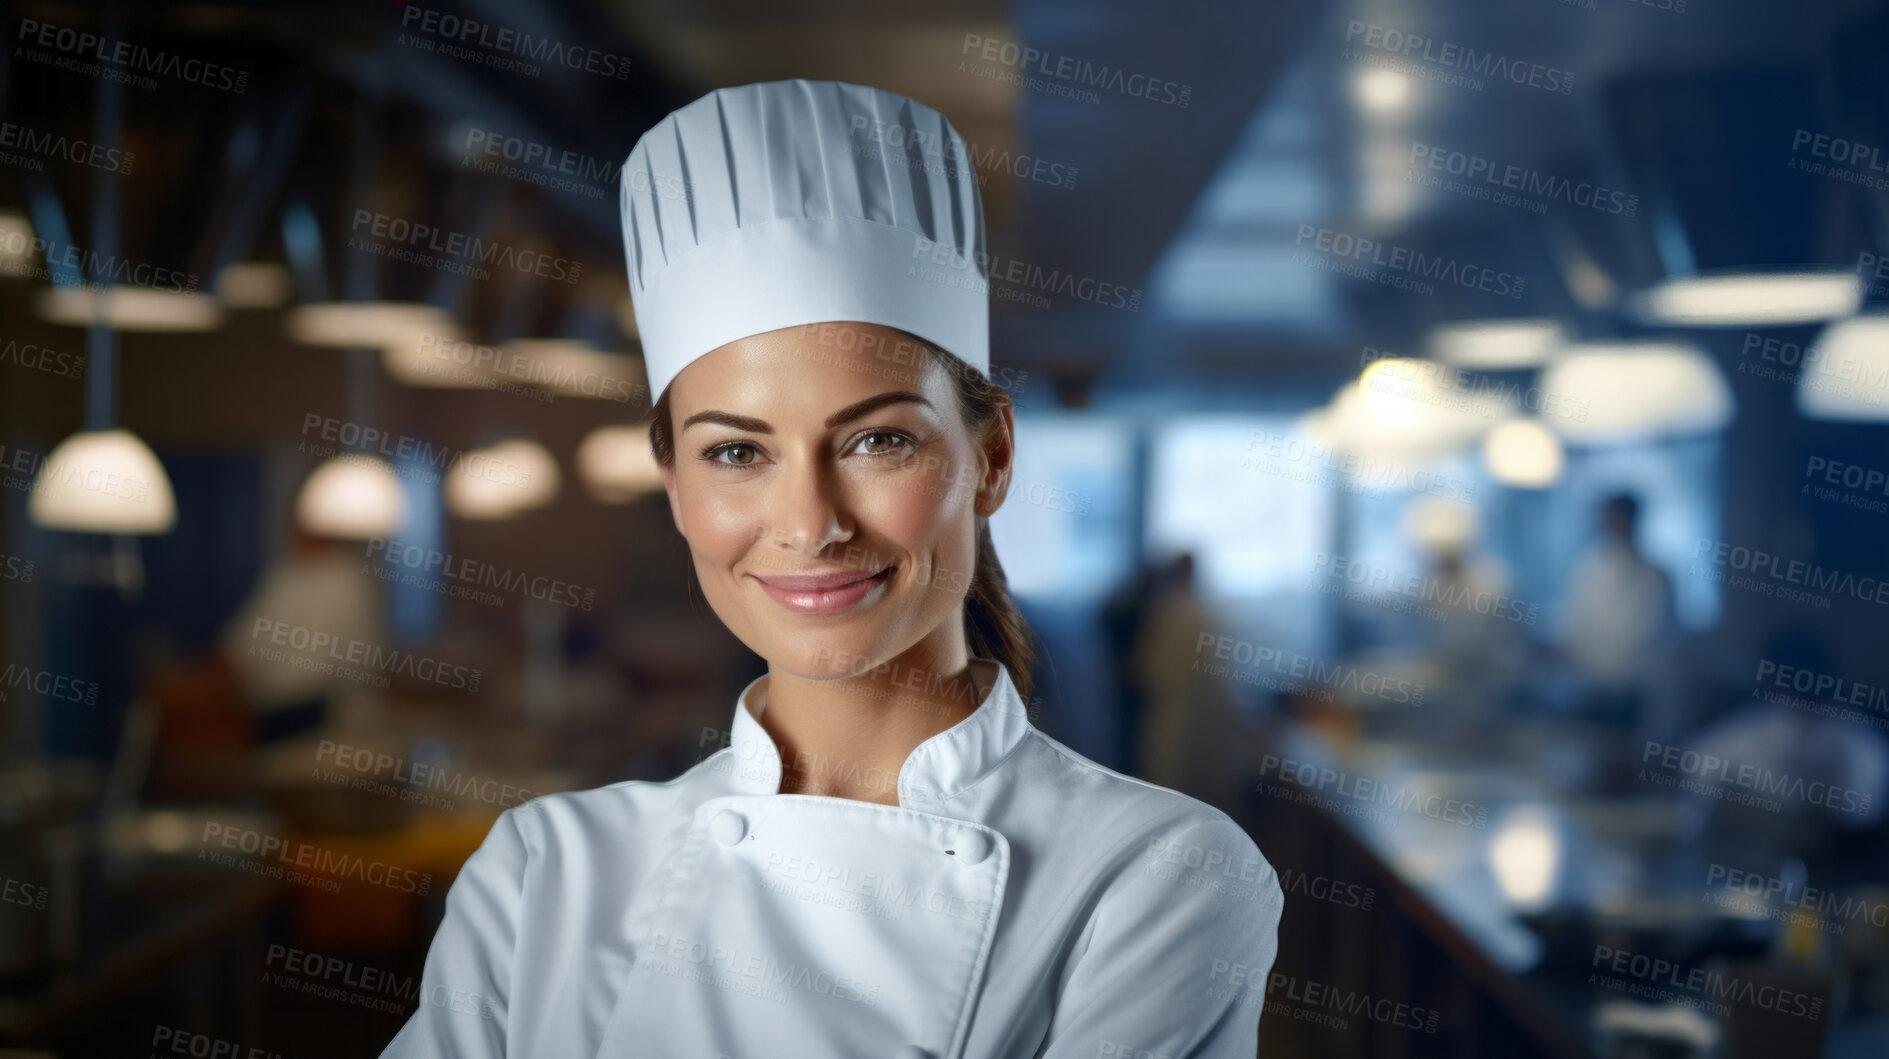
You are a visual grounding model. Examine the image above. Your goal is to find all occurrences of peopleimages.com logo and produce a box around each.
[1292,225,1524,299]
[0,121,134,174]
[957,34,1191,108]
[199,820,431,895]
[0,663,99,705]
[395,4,633,79]
[1342,21,1574,95]
[1640,739,1873,816]
[1406,141,1635,216]
[15,18,249,94]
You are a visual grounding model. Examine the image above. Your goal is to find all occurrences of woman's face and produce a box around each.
[659,322,1013,680]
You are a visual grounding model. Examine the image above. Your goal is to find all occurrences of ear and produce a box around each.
[973,396,1016,519]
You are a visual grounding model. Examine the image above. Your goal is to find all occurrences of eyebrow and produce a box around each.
[680,391,931,433]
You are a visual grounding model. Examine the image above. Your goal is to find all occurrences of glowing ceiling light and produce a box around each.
[294,456,406,539]
[381,325,488,389]
[214,262,292,308]
[27,428,177,533]
[577,423,664,503]
[1482,418,1564,488]
[1427,319,1566,369]
[1488,806,1562,913]
[490,439,559,509]
[37,286,223,331]
[1354,68,1410,113]
[1537,341,1733,442]
[445,439,559,519]
[446,462,521,520]
[1315,358,1512,458]
[288,302,454,348]
[0,211,35,268]
[1795,315,1889,421]
[1629,269,1862,327]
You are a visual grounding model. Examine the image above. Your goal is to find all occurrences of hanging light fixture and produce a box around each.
[293,455,405,539]
[286,84,454,541]
[0,209,33,271]
[379,320,489,389]
[1481,418,1564,488]
[445,438,560,520]
[287,300,455,348]
[445,458,521,520]
[1537,341,1733,442]
[1427,319,1565,369]
[1353,68,1411,115]
[30,34,178,538]
[1795,314,1889,421]
[1628,268,1862,327]
[577,423,664,502]
[213,261,293,308]
[36,285,222,331]
[1304,358,1511,460]
[1487,805,1564,913]
[27,428,176,533]
[489,438,560,509]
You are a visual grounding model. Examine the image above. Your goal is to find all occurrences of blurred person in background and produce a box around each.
[1099,556,1162,770]
[142,522,383,802]
[214,522,384,743]
[1556,492,1678,731]
[1422,534,1527,728]
[1676,626,1889,874]
[1133,552,1247,807]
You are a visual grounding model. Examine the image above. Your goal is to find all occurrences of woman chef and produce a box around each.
[382,79,1283,1059]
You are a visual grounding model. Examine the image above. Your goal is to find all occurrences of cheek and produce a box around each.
[861,483,946,549]
[860,467,979,609]
[674,485,765,636]
[676,480,763,562]
[862,452,977,545]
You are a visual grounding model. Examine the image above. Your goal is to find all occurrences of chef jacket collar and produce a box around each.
[725,657,1032,808]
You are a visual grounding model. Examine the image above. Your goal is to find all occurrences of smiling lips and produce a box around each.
[750,565,896,615]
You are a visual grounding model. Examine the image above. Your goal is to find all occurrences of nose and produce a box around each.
[760,452,852,557]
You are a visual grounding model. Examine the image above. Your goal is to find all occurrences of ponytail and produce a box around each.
[964,516,1037,703]
[902,338,1037,703]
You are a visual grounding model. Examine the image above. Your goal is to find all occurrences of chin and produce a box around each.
[726,616,866,676]
[773,632,896,680]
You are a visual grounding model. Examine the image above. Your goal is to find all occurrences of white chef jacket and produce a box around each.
[1558,542,1675,691]
[381,659,1283,1058]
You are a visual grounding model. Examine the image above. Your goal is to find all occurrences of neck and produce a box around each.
[753,626,990,806]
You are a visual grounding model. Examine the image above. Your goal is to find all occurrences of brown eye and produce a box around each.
[704,443,759,466]
[854,430,917,458]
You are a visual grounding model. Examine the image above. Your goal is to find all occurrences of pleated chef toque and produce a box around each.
[619,79,990,402]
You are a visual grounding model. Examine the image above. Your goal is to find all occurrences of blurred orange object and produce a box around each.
[144,651,253,800]
[288,811,504,950]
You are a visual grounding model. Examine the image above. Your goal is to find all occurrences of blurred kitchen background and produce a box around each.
[4,0,1889,1055]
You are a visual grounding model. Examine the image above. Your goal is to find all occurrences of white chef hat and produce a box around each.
[619,79,990,403]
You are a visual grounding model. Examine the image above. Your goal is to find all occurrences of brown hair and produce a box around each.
[646,334,1037,704]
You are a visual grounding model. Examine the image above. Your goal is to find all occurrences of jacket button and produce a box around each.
[892,1048,934,1059]
[710,809,747,846]
[950,830,992,865]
